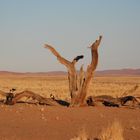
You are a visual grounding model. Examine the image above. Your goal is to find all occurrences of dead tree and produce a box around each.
[44,36,102,106]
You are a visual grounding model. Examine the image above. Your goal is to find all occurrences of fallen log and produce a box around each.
[13,90,60,106]
[86,95,140,107]
[3,90,63,106]
[0,89,70,106]
[86,95,119,107]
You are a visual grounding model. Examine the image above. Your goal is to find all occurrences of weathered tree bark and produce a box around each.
[12,90,69,106]
[0,89,70,106]
[71,36,102,106]
[86,94,140,108]
[1,90,60,106]
[12,90,61,106]
[44,36,102,107]
[44,45,84,102]
[1,88,139,108]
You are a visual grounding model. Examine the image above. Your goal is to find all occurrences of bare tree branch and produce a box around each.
[71,36,102,106]
[44,44,72,68]
[44,43,84,100]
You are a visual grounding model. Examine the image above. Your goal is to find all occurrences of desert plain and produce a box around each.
[0,73,140,140]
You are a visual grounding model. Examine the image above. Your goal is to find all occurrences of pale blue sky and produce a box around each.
[0,0,140,72]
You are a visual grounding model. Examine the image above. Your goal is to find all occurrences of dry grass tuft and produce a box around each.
[70,120,124,140]
[70,128,89,140]
[121,84,139,97]
[99,120,124,140]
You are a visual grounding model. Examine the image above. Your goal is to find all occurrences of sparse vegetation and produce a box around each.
[99,120,124,140]
[70,128,89,140]
[70,120,124,140]
[0,75,140,102]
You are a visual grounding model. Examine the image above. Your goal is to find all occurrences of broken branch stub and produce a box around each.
[44,36,102,107]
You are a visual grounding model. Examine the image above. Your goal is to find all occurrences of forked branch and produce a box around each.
[44,43,84,100]
[44,36,102,107]
[71,36,102,106]
[44,44,71,68]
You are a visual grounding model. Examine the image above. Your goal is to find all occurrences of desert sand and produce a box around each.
[0,104,140,140]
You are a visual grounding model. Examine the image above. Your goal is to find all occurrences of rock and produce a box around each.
[40,107,45,112]
[56,116,59,120]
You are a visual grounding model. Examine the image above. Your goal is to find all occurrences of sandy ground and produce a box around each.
[0,104,140,140]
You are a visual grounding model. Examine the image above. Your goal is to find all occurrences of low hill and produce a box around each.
[95,69,140,76]
[0,69,140,76]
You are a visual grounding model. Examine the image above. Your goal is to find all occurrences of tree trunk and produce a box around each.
[44,36,102,107]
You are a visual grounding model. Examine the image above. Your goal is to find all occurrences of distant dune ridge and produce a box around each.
[95,68,140,76]
[0,68,140,76]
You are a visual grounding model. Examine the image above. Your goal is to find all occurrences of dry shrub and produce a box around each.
[70,120,124,140]
[121,85,138,97]
[99,120,124,140]
[70,128,89,140]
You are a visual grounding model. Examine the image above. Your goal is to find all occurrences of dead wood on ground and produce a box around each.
[86,95,140,108]
[0,90,69,106]
[0,88,140,109]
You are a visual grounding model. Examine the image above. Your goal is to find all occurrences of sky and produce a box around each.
[0,0,140,72]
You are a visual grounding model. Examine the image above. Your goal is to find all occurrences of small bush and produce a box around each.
[99,120,124,140]
[70,120,124,140]
[70,128,89,140]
